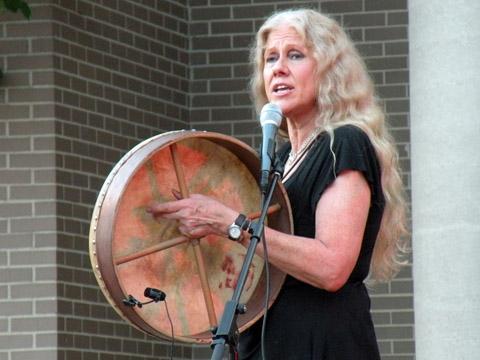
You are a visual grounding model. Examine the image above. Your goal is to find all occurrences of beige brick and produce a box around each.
[375,325,414,340]
[34,200,56,215]
[0,234,33,248]
[34,233,56,247]
[8,87,55,103]
[10,249,56,265]
[35,266,57,281]
[0,105,30,120]
[33,104,55,118]
[10,349,57,360]
[371,295,413,310]
[36,299,58,314]
[0,137,30,151]
[7,55,54,71]
[0,301,33,316]
[6,22,54,38]
[33,169,56,183]
[0,169,31,184]
[32,71,55,86]
[0,334,33,349]
[10,153,55,168]
[0,203,32,217]
[33,136,55,151]
[0,72,30,87]
[10,216,57,233]
[11,316,57,332]
[0,318,6,331]
[10,184,56,200]
[392,311,415,324]
[0,267,33,282]
[32,38,55,53]
[393,340,415,354]
[11,282,57,298]
[2,38,33,54]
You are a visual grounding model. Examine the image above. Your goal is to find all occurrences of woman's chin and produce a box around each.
[269,100,292,116]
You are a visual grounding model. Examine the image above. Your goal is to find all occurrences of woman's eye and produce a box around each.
[289,52,304,60]
[265,54,278,63]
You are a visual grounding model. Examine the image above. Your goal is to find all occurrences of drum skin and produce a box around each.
[89,130,293,344]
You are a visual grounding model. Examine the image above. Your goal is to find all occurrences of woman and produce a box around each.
[148,9,408,360]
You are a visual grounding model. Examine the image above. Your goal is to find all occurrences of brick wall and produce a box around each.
[1,2,58,359]
[50,0,191,359]
[1,0,413,359]
[1,0,191,359]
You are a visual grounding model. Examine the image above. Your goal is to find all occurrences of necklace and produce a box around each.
[285,127,322,168]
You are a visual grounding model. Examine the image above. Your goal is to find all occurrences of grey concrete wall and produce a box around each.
[410,1,480,359]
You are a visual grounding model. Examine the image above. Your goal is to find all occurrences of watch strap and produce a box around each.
[234,214,247,227]
[227,214,248,241]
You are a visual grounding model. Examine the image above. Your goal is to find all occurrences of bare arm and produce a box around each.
[246,169,371,291]
[147,169,371,292]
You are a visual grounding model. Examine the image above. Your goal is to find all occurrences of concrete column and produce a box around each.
[409,1,480,359]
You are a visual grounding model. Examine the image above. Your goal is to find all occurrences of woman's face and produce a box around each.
[263,25,319,124]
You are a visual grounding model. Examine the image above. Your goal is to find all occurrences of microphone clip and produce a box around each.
[122,295,143,308]
[272,157,285,177]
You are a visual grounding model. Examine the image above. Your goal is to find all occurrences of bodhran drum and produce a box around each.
[89,130,293,344]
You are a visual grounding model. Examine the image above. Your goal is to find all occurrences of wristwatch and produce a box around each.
[227,214,247,241]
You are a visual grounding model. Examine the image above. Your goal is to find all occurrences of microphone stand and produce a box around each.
[210,162,283,360]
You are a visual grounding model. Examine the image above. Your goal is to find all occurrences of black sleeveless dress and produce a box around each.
[239,125,384,360]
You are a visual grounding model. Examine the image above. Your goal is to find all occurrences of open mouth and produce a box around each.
[273,84,293,94]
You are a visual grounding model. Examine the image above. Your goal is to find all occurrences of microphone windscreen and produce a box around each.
[260,103,282,127]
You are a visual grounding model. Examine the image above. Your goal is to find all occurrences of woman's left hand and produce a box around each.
[146,193,238,239]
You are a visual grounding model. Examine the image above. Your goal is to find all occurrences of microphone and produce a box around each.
[260,103,283,192]
[144,287,166,302]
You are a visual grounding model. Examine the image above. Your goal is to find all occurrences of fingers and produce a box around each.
[178,224,212,239]
[146,198,185,217]
[145,188,184,216]
[171,188,182,200]
[146,193,234,239]
[146,193,214,218]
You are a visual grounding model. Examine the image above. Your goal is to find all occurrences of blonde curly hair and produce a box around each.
[250,8,409,282]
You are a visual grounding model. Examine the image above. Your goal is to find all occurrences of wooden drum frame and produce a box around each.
[89,130,293,344]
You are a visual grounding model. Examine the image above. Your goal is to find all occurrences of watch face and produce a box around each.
[228,225,242,239]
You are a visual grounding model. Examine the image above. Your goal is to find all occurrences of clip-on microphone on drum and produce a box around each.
[144,287,166,302]
[122,287,174,359]
[122,287,167,308]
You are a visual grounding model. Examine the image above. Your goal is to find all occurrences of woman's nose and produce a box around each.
[272,56,288,75]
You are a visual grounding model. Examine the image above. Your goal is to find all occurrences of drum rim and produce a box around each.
[89,130,293,343]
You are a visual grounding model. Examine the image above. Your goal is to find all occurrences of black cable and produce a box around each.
[259,165,283,360]
[122,290,174,359]
[164,299,175,360]
[260,226,270,360]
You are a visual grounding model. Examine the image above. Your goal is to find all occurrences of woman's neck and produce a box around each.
[287,121,320,153]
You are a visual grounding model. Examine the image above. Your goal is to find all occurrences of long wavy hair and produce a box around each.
[250,8,409,282]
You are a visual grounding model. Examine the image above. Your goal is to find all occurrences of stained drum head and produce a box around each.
[89,130,292,344]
